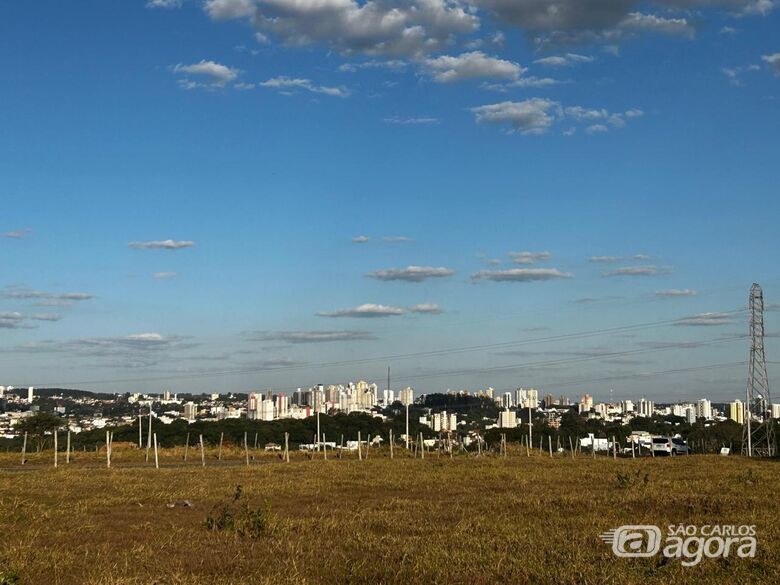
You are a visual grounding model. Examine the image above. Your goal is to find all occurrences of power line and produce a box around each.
[32,322,746,390]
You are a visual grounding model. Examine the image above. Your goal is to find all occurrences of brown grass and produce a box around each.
[0,448,778,585]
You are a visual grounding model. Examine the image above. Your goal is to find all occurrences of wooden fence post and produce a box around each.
[218,432,224,461]
[200,434,206,467]
[184,432,190,461]
[54,430,58,468]
[244,432,249,467]
[153,433,159,469]
[21,432,27,465]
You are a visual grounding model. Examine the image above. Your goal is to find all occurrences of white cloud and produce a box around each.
[30,313,63,322]
[352,235,370,243]
[589,255,623,263]
[260,76,350,97]
[146,0,182,8]
[585,123,609,134]
[153,272,178,279]
[471,98,559,134]
[482,75,564,91]
[366,266,455,282]
[0,287,93,302]
[472,100,642,135]
[173,60,239,88]
[338,59,407,72]
[739,0,775,15]
[0,312,25,329]
[409,303,443,314]
[423,51,524,82]
[204,0,256,18]
[471,268,573,282]
[2,228,32,239]
[602,265,661,277]
[619,12,694,38]
[533,53,594,67]
[384,116,439,125]
[655,288,698,297]
[15,333,195,367]
[128,239,195,250]
[762,53,780,74]
[317,303,407,318]
[675,312,733,326]
[247,330,376,343]
[473,0,633,31]
[204,0,479,58]
[508,251,551,264]
[382,236,413,243]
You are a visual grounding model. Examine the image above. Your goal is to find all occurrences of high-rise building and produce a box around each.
[771,404,780,419]
[697,398,712,420]
[729,400,744,424]
[527,388,539,409]
[498,409,517,428]
[27,386,34,403]
[515,387,527,407]
[275,393,288,418]
[260,398,274,421]
[247,392,262,420]
[686,407,696,424]
[399,387,414,406]
[543,393,556,408]
[621,400,634,413]
[638,398,654,418]
[183,401,197,422]
[502,392,513,409]
[579,394,593,414]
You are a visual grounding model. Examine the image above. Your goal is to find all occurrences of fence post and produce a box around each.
[54,430,58,468]
[200,434,206,467]
[154,433,159,469]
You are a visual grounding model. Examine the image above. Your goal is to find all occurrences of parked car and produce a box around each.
[651,436,689,456]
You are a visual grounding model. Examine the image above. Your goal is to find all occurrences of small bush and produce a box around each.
[205,485,273,539]
[616,470,650,489]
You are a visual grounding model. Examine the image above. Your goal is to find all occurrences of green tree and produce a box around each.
[16,413,64,452]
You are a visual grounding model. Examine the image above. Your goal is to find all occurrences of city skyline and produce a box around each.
[1,1,779,399]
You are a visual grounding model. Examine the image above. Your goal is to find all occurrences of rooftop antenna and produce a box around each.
[742,283,775,457]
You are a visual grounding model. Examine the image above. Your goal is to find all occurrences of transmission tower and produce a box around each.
[742,283,775,457]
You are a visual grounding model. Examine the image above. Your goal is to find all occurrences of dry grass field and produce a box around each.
[0,447,778,585]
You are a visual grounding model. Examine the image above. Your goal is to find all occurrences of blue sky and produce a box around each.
[1,0,778,401]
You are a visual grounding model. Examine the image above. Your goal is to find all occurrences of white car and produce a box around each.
[651,436,689,456]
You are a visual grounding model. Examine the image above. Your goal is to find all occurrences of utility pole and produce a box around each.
[405,402,410,449]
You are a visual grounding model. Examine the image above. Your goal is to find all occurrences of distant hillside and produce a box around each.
[32,387,118,400]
